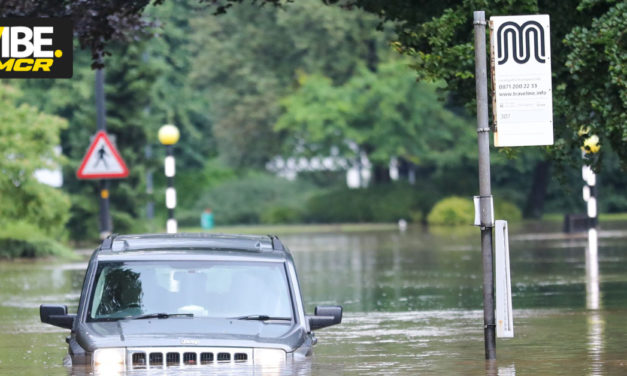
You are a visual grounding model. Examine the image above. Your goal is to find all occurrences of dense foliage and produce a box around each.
[305,183,434,223]
[563,1,626,167]
[0,85,72,257]
[2,0,622,169]
[0,0,625,248]
[276,59,476,179]
[427,196,475,226]
[343,0,626,171]
[187,0,396,168]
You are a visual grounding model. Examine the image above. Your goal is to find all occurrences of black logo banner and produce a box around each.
[0,18,73,78]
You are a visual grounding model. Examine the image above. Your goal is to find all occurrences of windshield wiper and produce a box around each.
[125,313,194,320]
[232,315,291,321]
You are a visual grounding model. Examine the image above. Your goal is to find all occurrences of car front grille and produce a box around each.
[127,347,252,369]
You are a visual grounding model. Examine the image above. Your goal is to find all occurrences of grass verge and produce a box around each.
[542,212,627,222]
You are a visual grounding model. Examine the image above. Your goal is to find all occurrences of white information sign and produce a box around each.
[495,220,514,338]
[490,15,553,147]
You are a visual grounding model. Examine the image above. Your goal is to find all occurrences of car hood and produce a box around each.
[76,318,306,352]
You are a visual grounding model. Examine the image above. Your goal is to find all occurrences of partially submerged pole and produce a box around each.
[473,10,497,360]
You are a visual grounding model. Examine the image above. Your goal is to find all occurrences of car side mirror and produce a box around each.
[40,304,75,329]
[307,305,342,331]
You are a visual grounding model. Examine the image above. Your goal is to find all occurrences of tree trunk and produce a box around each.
[524,160,551,218]
[372,163,391,184]
[398,158,416,185]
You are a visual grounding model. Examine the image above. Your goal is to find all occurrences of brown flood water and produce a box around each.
[0,221,626,375]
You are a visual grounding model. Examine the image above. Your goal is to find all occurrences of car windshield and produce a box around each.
[88,260,293,321]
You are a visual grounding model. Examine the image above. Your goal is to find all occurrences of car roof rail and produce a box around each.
[99,234,118,251]
[268,235,285,251]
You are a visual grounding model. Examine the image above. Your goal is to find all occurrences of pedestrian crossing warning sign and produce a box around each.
[77,131,129,179]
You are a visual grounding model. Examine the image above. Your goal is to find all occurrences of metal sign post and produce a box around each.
[79,68,129,239]
[473,10,496,360]
[95,68,111,239]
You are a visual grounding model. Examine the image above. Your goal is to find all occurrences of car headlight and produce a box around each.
[253,348,286,367]
[93,348,125,374]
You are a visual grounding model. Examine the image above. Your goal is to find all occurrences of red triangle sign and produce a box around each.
[77,131,129,179]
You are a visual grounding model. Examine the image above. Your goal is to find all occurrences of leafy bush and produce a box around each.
[0,221,74,259]
[427,196,523,226]
[260,206,303,224]
[176,208,205,228]
[494,200,522,222]
[0,84,72,256]
[112,211,148,234]
[0,84,70,239]
[176,159,237,209]
[195,173,319,225]
[304,183,437,223]
[427,196,474,226]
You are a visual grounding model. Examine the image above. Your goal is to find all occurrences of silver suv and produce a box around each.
[40,233,342,371]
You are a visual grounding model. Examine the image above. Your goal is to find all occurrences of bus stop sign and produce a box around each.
[490,15,553,147]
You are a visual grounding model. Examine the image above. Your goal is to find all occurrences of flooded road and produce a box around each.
[1,222,626,375]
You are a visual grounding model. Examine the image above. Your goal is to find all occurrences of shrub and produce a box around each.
[112,211,148,234]
[427,196,523,226]
[427,196,474,226]
[494,200,522,222]
[195,173,319,225]
[0,84,71,245]
[260,206,303,224]
[0,221,74,259]
[304,183,436,223]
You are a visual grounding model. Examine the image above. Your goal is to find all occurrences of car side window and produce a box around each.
[90,265,108,317]
[90,264,143,319]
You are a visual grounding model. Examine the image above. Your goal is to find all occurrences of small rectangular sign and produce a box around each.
[0,18,73,78]
[495,220,514,338]
[490,15,552,147]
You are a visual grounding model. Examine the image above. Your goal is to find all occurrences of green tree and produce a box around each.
[144,0,216,168]
[276,59,476,182]
[12,2,217,239]
[343,0,625,171]
[16,44,160,240]
[0,84,70,235]
[187,0,395,168]
[0,0,160,65]
[563,1,626,167]
[0,84,72,257]
[3,1,622,169]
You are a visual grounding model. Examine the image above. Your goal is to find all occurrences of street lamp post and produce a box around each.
[581,133,600,311]
[95,67,112,239]
[582,133,600,243]
[158,124,180,234]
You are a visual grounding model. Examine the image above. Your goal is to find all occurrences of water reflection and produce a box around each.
[585,228,604,376]
[497,364,516,376]
[585,228,600,311]
[485,361,517,376]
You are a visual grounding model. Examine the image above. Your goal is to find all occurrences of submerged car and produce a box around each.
[40,233,342,371]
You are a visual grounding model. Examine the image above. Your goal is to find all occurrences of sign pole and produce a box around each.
[95,67,112,239]
[473,10,496,360]
[158,124,180,234]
